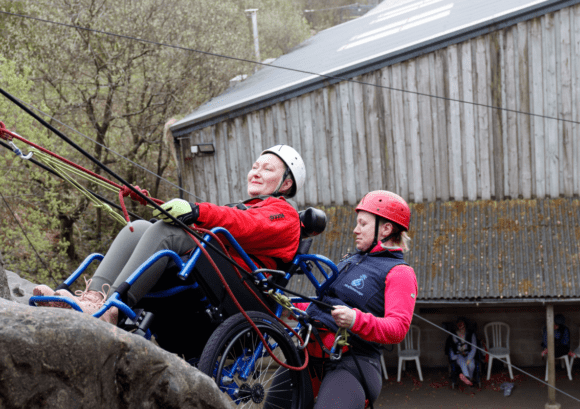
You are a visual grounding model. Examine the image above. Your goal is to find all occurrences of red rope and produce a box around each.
[0,121,11,141]
[0,122,122,189]
[185,227,309,371]
[119,185,164,231]
[1,121,165,228]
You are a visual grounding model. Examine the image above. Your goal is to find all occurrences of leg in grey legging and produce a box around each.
[315,368,366,409]
[315,355,382,409]
[89,220,196,307]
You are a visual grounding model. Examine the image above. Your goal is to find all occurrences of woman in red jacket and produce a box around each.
[34,145,305,325]
[296,191,417,409]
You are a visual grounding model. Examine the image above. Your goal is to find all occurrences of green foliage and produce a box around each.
[0,56,69,284]
[241,0,311,60]
[0,0,313,285]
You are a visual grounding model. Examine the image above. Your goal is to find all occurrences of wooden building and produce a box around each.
[171,0,580,208]
[169,0,580,382]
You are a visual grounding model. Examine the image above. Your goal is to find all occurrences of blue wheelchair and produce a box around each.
[30,208,339,409]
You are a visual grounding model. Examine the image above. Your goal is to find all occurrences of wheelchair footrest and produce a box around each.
[119,309,155,337]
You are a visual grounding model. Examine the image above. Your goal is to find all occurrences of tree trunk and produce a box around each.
[0,251,12,301]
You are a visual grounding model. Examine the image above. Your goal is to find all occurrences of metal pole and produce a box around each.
[545,305,561,409]
[245,9,260,72]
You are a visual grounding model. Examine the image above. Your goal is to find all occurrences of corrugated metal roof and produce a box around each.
[171,0,576,136]
[287,198,580,303]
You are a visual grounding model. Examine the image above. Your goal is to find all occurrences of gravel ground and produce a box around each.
[374,365,580,409]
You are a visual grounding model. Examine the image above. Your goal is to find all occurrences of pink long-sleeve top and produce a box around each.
[294,246,417,355]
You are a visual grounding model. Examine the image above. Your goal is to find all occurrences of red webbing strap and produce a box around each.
[185,227,309,371]
[119,185,164,231]
[0,121,122,189]
[1,121,165,230]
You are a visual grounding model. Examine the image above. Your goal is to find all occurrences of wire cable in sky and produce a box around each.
[1,10,579,127]
[413,313,580,404]
[8,95,204,202]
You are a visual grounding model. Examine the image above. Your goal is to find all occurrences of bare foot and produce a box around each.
[459,373,473,386]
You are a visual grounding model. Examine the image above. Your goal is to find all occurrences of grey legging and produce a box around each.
[314,354,382,409]
[88,220,196,307]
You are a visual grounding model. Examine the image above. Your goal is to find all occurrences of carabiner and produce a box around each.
[8,141,33,160]
[329,334,344,361]
[297,323,312,350]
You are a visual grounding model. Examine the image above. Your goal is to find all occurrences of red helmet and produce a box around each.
[355,190,410,230]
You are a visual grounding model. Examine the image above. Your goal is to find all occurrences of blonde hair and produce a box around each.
[380,220,411,252]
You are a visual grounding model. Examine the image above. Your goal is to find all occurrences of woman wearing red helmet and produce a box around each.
[294,190,417,409]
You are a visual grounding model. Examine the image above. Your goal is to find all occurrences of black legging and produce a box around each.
[314,354,382,409]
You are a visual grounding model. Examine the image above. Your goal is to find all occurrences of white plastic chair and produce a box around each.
[484,322,514,380]
[380,349,389,380]
[571,329,580,368]
[396,325,423,382]
[544,354,573,381]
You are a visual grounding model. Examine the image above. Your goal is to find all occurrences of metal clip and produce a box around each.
[297,323,312,350]
[8,141,33,160]
[329,334,344,361]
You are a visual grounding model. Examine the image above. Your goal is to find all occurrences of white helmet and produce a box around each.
[261,145,305,198]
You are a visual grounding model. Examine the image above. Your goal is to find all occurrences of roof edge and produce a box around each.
[171,0,579,138]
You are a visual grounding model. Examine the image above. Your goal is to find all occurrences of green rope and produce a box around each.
[335,327,350,347]
[268,289,295,312]
[31,148,127,225]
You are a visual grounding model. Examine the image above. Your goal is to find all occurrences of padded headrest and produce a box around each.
[299,207,327,238]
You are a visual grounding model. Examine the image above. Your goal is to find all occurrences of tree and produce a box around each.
[0,55,70,284]
[0,0,312,283]
[240,0,311,60]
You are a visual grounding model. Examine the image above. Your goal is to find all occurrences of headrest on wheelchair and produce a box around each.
[299,207,327,239]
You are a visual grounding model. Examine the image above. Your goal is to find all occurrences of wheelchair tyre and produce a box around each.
[198,311,305,409]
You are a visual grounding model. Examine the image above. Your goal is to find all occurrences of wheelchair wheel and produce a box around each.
[197,311,305,409]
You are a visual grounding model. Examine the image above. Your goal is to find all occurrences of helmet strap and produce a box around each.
[272,166,291,197]
[364,215,381,254]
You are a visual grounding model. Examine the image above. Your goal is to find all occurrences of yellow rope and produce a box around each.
[31,148,127,226]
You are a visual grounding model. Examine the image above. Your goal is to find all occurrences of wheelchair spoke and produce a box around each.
[198,311,304,409]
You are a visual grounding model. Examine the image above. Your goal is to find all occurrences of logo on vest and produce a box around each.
[345,274,366,296]
[351,274,367,289]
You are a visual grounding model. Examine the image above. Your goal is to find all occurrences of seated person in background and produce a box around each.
[446,317,477,386]
[541,314,573,358]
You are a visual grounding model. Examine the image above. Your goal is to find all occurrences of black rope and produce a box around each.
[0,190,57,285]
[0,140,142,221]
[268,279,334,311]
[8,96,203,202]
[1,10,579,126]
[0,86,254,279]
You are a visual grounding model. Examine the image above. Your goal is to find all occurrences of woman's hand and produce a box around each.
[153,199,199,225]
[331,305,356,329]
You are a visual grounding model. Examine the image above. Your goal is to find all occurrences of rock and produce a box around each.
[4,270,37,304]
[0,298,230,409]
[0,251,12,301]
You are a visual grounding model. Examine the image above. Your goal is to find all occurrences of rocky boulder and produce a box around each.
[0,264,229,409]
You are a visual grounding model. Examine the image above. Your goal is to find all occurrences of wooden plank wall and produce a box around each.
[178,5,580,208]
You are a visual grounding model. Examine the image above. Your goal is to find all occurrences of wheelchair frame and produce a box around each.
[30,226,343,408]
